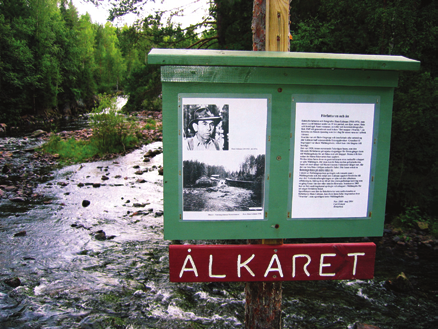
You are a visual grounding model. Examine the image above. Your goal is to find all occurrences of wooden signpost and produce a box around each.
[148,9,419,325]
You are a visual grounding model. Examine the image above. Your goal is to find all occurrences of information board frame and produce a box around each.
[148,49,420,241]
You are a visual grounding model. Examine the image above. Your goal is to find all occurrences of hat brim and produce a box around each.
[190,117,221,128]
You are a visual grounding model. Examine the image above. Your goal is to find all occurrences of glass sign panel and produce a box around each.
[291,102,375,219]
[182,97,268,220]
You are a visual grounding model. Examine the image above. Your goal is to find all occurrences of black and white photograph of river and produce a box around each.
[183,154,265,218]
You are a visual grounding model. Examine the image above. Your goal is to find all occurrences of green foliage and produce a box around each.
[0,1,38,123]
[393,206,429,229]
[388,72,438,216]
[213,0,253,50]
[122,64,162,112]
[392,206,437,237]
[119,12,203,112]
[42,94,141,163]
[42,135,99,164]
[1,0,219,120]
[89,94,139,154]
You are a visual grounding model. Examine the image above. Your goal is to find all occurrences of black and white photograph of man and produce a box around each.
[184,104,229,151]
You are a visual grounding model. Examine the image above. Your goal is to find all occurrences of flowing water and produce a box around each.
[1,120,438,328]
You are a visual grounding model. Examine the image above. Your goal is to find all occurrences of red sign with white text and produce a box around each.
[169,243,376,282]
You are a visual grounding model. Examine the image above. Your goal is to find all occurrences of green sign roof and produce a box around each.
[148,48,420,71]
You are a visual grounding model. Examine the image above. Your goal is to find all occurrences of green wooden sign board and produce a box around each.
[148,49,420,241]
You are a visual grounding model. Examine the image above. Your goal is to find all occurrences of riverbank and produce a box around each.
[0,110,162,209]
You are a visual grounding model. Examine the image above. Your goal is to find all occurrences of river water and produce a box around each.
[1,123,438,328]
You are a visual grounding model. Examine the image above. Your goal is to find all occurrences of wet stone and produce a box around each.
[92,183,101,188]
[13,231,27,237]
[4,277,21,288]
[9,196,26,202]
[354,324,381,329]
[82,200,91,207]
[94,230,106,241]
[101,175,109,181]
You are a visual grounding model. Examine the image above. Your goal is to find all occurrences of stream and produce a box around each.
[1,122,438,328]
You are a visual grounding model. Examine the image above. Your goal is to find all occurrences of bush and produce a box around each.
[89,94,140,154]
[42,94,141,163]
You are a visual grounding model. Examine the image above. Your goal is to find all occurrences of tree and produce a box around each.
[0,0,37,123]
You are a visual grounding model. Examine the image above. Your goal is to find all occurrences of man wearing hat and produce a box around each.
[186,107,222,150]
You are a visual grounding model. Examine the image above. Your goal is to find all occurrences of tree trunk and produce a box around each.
[245,281,283,328]
[252,0,267,51]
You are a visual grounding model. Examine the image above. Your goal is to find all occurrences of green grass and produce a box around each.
[42,94,149,164]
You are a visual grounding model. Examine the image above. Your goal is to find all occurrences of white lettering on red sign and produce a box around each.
[319,253,337,276]
[237,254,255,278]
[170,243,376,282]
[264,254,284,278]
[209,255,226,278]
[179,249,198,278]
[347,252,365,275]
[292,254,311,277]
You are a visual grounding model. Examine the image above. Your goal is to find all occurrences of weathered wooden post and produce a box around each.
[246,1,290,327]
[148,37,419,328]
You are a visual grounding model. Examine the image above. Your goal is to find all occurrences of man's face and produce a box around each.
[193,120,215,142]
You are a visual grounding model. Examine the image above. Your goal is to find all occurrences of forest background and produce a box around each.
[1,0,437,229]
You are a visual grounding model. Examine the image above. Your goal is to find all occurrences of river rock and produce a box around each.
[4,277,21,288]
[133,203,148,207]
[82,200,91,207]
[354,324,380,329]
[94,230,106,241]
[31,129,47,138]
[101,175,109,181]
[9,196,26,202]
[0,123,6,136]
[385,272,413,292]
[92,183,101,188]
[158,167,163,176]
[145,149,162,158]
[2,164,10,174]
[133,290,147,298]
[155,211,164,217]
[14,231,27,237]
[415,221,429,231]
